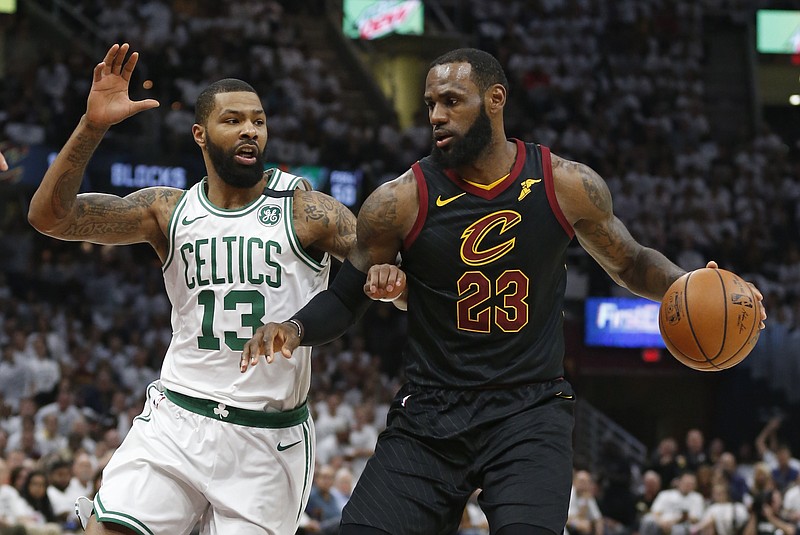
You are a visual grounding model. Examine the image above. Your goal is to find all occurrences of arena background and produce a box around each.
[0,0,799,532]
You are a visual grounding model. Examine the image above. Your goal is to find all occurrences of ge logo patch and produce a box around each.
[258,206,282,226]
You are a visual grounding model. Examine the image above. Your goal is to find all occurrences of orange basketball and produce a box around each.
[658,268,761,371]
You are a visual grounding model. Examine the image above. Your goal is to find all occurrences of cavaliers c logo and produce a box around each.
[460,210,522,266]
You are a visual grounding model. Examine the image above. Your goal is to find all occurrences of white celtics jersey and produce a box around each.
[160,170,329,411]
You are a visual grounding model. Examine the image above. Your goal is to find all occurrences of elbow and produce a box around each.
[27,204,60,235]
[27,206,49,233]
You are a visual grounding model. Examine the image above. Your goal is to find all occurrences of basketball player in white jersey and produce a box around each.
[28,43,379,535]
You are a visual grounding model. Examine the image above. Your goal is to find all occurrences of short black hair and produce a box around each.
[47,458,72,473]
[429,48,509,93]
[195,78,258,125]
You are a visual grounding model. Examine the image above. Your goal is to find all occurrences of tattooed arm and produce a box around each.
[27,44,174,256]
[293,190,357,262]
[349,169,418,270]
[552,154,684,301]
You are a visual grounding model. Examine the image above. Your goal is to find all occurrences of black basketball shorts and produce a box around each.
[341,379,576,535]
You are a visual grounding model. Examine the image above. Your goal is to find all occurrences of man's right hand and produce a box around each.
[240,321,301,372]
[86,43,159,129]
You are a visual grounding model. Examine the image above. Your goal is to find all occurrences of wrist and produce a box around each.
[285,318,304,342]
[81,114,110,132]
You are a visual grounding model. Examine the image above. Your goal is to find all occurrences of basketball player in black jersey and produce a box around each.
[241,48,767,535]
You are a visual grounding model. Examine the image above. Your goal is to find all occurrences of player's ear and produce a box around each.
[486,84,506,115]
[192,124,206,149]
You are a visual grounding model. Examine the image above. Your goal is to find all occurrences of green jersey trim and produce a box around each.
[265,168,306,191]
[265,168,282,188]
[164,389,309,428]
[297,420,313,521]
[162,190,189,272]
[197,177,268,217]
[283,194,327,272]
[94,495,154,535]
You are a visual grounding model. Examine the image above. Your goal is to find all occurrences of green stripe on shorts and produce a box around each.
[164,389,309,428]
[95,494,154,535]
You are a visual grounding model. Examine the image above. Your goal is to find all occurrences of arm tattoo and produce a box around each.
[60,189,165,241]
[303,195,333,226]
[579,166,610,211]
[358,194,399,244]
[52,129,104,218]
[300,192,356,258]
[331,201,356,258]
[582,219,636,263]
[62,221,140,238]
[52,171,77,219]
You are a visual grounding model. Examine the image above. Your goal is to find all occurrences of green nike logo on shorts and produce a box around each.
[277,440,302,451]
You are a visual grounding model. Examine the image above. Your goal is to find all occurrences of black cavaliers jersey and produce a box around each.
[400,140,575,388]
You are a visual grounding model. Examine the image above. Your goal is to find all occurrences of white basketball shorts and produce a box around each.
[93,381,315,535]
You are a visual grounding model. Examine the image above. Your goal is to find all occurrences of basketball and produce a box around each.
[658,268,761,371]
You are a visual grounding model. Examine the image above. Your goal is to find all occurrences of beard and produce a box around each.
[206,134,266,189]
[431,106,493,169]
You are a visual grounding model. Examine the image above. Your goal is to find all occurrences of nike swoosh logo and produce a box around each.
[277,440,302,451]
[181,215,208,226]
[435,192,466,207]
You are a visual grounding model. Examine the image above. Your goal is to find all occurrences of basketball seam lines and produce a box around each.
[683,271,716,368]
[708,269,726,370]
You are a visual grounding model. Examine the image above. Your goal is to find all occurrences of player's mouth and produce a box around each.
[434,131,454,149]
[234,143,259,165]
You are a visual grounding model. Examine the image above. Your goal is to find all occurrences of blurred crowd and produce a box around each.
[550,422,800,535]
[1,0,800,533]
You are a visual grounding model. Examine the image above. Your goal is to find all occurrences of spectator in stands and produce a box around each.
[306,465,341,535]
[783,478,800,526]
[345,404,378,481]
[45,458,74,525]
[770,445,799,494]
[0,458,31,535]
[33,413,66,458]
[641,472,705,535]
[744,489,796,535]
[750,463,777,499]
[649,437,684,489]
[119,347,157,395]
[64,416,97,458]
[8,418,40,462]
[19,471,58,527]
[66,452,95,503]
[27,334,61,408]
[0,346,34,412]
[35,383,83,439]
[683,429,711,472]
[689,483,748,535]
[330,466,353,513]
[567,470,604,535]
[716,452,750,505]
[635,471,664,532]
